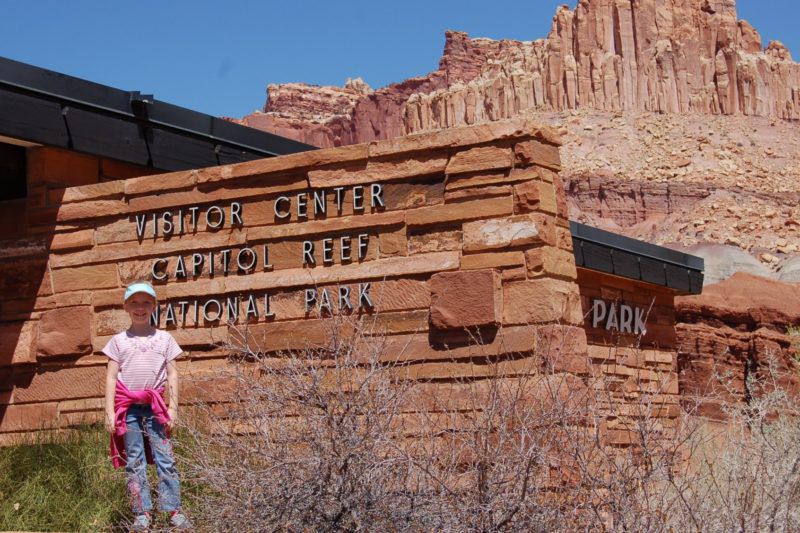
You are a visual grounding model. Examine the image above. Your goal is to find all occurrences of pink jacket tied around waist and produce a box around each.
[110,379,170,469]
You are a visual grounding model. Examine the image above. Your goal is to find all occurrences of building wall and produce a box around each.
[0,119,679,445]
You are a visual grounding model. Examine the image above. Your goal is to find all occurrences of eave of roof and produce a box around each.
[0,56,316,171]
[570,221,704,295]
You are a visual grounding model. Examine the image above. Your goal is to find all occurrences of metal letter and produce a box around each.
[605,303,619,331]
[208,251,215,276]
[635,308,647,335]
[164,303,176,327]
[263,293,275,317]
[357,234,369,260]
[274,196,291,219]
[370,183,385,208]
[135,214,147,240]
[297,193,308,218]
[318,288,332,314]
[230,202,243,226]
[620,304,633,333]
[206,205,225,229]
[152,212,158,237]
[152,258,168,281]
[358,282,373,308]
[174,255,187,279]
[177,209,184,234]
[303,241,315,265]
[150,305,160,327]
[305,289,317,312]
[162,212,174,235]
[221,249,231,274]
[177,301,189,326]
[322,238,333,264]
[592,299,606,328]
[245,294,259,320]
[191,253,204,277]
[353,186,364,211]
[188,206,200,231]
[340,236,351,262]
[237,247,257,271]
[339,286,352,311]
[334,187,345,213]
[202,299,222,322]
[263,244,273,270]
[226,296,239,323]
[313,190,326,217]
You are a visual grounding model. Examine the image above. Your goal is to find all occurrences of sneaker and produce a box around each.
[130,512,151,531]
[169,509,192,530]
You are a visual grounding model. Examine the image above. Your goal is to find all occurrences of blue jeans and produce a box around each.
[123,404,181,514]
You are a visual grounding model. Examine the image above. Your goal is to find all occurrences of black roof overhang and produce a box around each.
[570,221,704,295]
[0,56,317,171]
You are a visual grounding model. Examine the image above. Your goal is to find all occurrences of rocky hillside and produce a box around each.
[234,0,799,284]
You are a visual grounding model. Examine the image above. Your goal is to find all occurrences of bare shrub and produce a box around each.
[179,314,800,532]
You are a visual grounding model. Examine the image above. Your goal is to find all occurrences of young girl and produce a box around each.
[104,281,191,530]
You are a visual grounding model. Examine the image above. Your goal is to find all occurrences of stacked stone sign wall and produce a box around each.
[0,118,679,446]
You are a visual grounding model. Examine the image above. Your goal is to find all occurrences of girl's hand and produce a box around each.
[105,412,116,434]
[167,407,178,430]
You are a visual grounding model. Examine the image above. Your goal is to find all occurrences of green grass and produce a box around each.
[0,425,130,531]
[0,424,207,532]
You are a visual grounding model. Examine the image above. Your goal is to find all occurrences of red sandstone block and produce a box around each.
[308,151,448,188]
[60,181,124,204]
[429,269,502,330]
[378,229,408,257]
[368,118,561,158]
[514,140,561,171]
[0,403,59,432]
[556,227,573,251]
[9,365,105,403]
[369,310,430,335]
[394,356,539,381]
[381,326,537,365]
[553,173,568,218]
[444,185,512,203]
[198,143,368,185]
[124,170,196,196]
[537,324,589,374]
[524,246,577,280]
[539,182,559,216]
[405,197,512,227]
[0,321,38,365]
[461,251,525,271]
[37,306,92,358]
[446,170,510,191]
[0,258,52,299]
[445,146,514,175]
[49,229,94,252]
[94,308,130,337]
[502,266,527,281]
[513,179,541,213]
[503,279,584,325]
[462,214,548,252]
[55,200,128,223]
[51,263,119,293]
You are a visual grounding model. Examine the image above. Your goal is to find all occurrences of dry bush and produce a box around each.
[178,314,800,532]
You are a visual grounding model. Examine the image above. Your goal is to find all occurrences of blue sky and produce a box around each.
[1,1,796,118]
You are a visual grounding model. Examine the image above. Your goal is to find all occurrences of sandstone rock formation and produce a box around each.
[235,0,800,284]
[239,0,800,146]
[676,273,800,418]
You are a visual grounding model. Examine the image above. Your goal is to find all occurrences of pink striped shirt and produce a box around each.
[102,329,182,391]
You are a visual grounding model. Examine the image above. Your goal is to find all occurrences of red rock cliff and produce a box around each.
[238,0,800,148]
